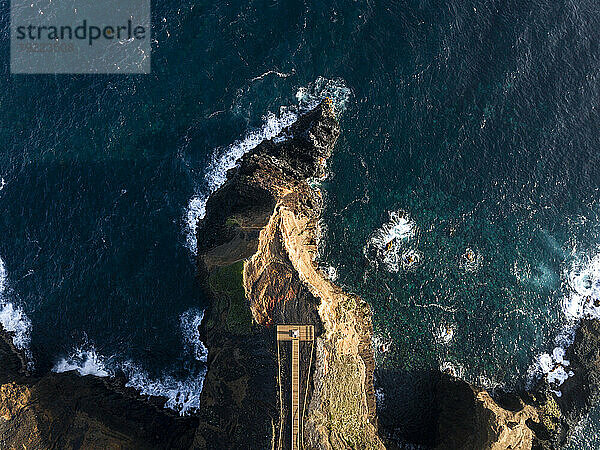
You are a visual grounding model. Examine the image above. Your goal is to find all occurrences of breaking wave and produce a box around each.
[184,110,297,254]
[123,362,205,415]
[53,346,110,377]
[563,253,600,320]
[180,308,208,362]
[184,77,352,255]
[364,210,419,272]
[52,307,208,416]
[529,252,600,396]
[0,256,33,363]
[295,76,352,114]
[434,322,456,345]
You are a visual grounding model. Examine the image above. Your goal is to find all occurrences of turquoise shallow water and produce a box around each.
[1,0,600,440]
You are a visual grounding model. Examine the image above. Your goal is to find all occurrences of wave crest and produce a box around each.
[0,257,33,363]
[53,346,110,377]
[364,210,419,272]
[123,362,205,415]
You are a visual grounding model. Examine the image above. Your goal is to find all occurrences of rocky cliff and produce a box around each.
[0,100,383,450]
[378,319,600,450]
[526,319,600,449]
[194,99,383,449]
[1,102,599,449]
[0,328,198,449]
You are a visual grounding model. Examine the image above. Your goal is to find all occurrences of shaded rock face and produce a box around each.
[0,102,380,450]
[558,320,600,425]
[1,101,597,449]
[196,102,383,449]
[0,330,198,449]
[378,370,538,450]
[433,376,539,450]
[378,319,600,450]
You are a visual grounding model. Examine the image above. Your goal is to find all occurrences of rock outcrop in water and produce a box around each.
[195,100,383,449]
[0,328,198,448]
[378,319,600,450]
[0,101,383,450]
[0,102,599,449]
[526,319,600,449]
[378,368,540,450]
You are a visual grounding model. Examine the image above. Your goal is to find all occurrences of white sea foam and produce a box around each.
[374,211,415,244]
[372,332,392,360]
[401,249,422,271]
[180,308,208,363]
[0,302,32,352]
[375,387,385,407]
[434,323,455,345]
[184,77,352,256]
[459,247,482,273]
[563,254,600,320]
[53,346,110,377]
[184,110,298,255]
[123,362,205,416]
[53,345,206,415]
[533,347,574,397]
[439,361,464,379]
[121,308,208,415]
[295,76,352,114]
[324,265,338,282]
[0,257,33,358]
[185,195,207,255]
[529,253,600,394]
[206,110,299,193]
[52,309,209,415]
[364,210,417,272]
[0,258,5,293]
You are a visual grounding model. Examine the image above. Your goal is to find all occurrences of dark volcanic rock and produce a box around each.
[378,370,539,450]
[195,101,383,449]
[0,101,378,450]
[8,99,595,450]
[0,329,198,449]
[530,319,600,448]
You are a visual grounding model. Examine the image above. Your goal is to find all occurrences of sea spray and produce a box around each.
[53,346,110,377]
[122,308,207,415]
[180,308,208,362]
[529,252,600,395]
[364,210,418,272]
[295,76,352,114]
[53,307,208,415]
[184,77,351,255]
[184,110,297,254]
[122,361,205,415]
[0,256,33,366]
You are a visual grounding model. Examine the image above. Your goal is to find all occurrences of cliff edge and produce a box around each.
[0,103,599,449]
[194,100,383,449]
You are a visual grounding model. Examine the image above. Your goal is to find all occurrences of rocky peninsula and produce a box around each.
[0,102,599,449]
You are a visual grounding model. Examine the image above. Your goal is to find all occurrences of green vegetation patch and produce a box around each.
[208,261,252,334]
[539,394,561,432]
[225,216,243,228]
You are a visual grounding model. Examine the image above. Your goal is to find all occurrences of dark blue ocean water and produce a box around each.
[1,0,600,443]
